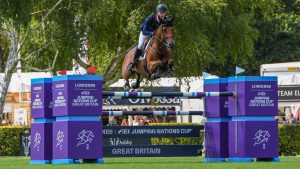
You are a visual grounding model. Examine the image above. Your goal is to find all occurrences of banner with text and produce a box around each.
[103,126,203,138]
[278,85,300,102]
[103,145,202,157]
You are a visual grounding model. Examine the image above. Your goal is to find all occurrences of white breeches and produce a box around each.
[138,31,148,50]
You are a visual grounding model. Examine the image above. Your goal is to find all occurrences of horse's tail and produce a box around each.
[103,43,138,82]
[121,43,138,57]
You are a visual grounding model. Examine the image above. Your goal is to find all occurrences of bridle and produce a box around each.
[153,25,174,49]
[147,24,174,59]
[144,24,174,78]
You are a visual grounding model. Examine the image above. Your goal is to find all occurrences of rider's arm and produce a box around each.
[142,15,155,36]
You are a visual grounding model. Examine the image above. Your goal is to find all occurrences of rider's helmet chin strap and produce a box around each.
[155,15,160,23]
[156,15,167,25]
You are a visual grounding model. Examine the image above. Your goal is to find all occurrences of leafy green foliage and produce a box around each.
[0,126,30,156]
[87,0,280,77]
[279,124,300,156]
[0,0,298,79]
[249,0,300,75]
[0,0,32,28]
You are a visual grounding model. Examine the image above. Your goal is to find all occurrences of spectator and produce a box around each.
[296,106,300,123]
[109,116,118,126]
[151,116,159,123]
[276,115,284,124]
[286,112,296,124]
[142,116,150,126]
[131,115,141,126]
[276,109,285,124]
[121,119,129,126]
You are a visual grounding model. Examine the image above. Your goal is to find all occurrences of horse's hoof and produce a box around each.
[151,74,156,80]
[156,70,163,77]
[124,85,130,91]
[151,73,161,80]
[166,70,173,78]
[131,83,140,89]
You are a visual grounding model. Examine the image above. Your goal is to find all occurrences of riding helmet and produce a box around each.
[156,4,168,12]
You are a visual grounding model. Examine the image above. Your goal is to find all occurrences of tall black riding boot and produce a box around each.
[127,48,142,71]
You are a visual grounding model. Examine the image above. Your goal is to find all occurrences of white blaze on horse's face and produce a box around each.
[162,26,175,49]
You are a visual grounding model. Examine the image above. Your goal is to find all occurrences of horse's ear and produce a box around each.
[170,14,175,24]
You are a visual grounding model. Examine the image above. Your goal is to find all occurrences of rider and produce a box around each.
[127,4,168,71]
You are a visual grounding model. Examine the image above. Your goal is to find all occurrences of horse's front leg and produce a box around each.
[131,73,141,89]
[124,79,130,90]
[148,60,163,80]
[166,59,174,77]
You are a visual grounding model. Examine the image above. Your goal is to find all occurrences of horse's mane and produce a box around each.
[161,15,174,27]
[162,20,173,27]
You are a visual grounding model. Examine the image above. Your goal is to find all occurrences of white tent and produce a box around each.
[0,72,52,92]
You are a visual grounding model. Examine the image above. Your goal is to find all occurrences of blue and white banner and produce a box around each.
[103,126,203,138]
[103,145,202,157]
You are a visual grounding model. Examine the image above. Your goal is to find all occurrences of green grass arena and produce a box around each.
[1,156,300,169]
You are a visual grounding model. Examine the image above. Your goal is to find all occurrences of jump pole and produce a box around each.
[102,110,204,116]
[102,91,235,98]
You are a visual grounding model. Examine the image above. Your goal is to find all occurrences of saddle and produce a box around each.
[138,37,154,61]
[135,37,167,79]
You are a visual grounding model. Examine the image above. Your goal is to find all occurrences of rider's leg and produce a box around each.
[128,32,147,71]
[137,31,147,51]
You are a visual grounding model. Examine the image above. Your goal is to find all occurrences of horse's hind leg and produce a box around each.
[131,73,141,89]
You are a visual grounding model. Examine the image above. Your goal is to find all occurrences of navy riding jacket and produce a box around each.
[140,14,162,36]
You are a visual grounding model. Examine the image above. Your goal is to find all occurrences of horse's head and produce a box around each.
[156,15,175,49]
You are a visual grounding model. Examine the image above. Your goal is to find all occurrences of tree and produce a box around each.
[89,0,279,79]
[249,0,300,75]
[0,0,285,125]
[0,0,64,125]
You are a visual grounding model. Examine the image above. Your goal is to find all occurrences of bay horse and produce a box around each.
[122,16,175,90]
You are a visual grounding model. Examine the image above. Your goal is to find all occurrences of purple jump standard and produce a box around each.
[31,78,53,118]
[204,78,229,118]
[30,120,54,164]
[30,78,54,164]
[228,76,278,117]
[52,75,104,164]
[228,76,279,162]
[52,75,103,116]
[204,78,229,162]
[52,118,103,164]
[228,120,279,162]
